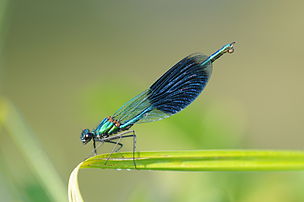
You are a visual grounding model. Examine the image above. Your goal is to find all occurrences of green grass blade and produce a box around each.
[69,150,304,201]
[81,150,304,171]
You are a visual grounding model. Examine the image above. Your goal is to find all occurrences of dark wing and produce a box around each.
[146,53,212,115]
[113,53,212,124]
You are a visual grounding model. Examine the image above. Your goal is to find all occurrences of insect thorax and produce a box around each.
[94,116,132,137]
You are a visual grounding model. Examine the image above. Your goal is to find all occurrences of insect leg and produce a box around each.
[93,138,97,155]
[104,138,124,165]
[105,130,137,168]
[104,140,124,152]
[102,130,135,141]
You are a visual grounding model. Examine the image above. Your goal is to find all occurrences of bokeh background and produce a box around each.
[1,0,304,201]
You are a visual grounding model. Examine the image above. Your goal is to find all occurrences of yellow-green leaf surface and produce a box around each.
[81,150,304,171]
[68,150,304,202]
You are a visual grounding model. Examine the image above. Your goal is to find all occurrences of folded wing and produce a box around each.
[113,53,212,124]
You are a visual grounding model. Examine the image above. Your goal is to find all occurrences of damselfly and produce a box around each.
[81,42,235,156]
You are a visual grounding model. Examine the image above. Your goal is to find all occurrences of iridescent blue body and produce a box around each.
[80,42,235,152]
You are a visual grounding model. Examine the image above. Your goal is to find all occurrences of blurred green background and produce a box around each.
[1,0,304,201]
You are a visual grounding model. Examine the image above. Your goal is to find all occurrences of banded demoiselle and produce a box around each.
[81,42,235,156]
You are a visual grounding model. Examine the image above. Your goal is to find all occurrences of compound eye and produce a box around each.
[80,129,93,144]
[85,134,91,139]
